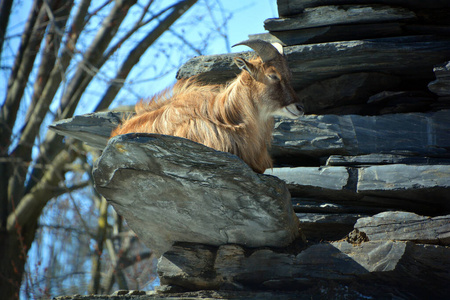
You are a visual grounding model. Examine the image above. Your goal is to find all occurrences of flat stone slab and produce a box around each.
[265,5,416,32]
[271,110,450,159]
[266,166,350,191]
[93,134,300,256]
[52,289,389,300]
[252,23,404,46]
[355,211,450,245]
[284,36,450,89]
[357,164,450,192]
[325,154,450,166]
[267,164,450,215]
[277,0,450,17]
[49,111,125,149]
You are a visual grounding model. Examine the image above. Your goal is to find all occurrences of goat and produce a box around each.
[111,39,303,173]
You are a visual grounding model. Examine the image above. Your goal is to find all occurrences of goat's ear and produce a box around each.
[234,57,255,77]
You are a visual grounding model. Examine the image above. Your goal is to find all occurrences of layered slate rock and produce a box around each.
[296,72,401,113]
[49,111,125,149]
[51,110,450,161]
[92,133,300,256]
[50,109,450,167]
[250,23,405,47]
[354,211,450,245]
[295,212,366,241]
[176,0,450,116]
[175,52,252,84]
[283,36,450,90]
[264,5,416,32]
[276,0,450,17]
[267,164,450,216]
[325,153,450,166]
[271,110,450,160]
[157,238,450,298]
[177,36,450,91]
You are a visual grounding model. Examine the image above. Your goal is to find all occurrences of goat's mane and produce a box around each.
[135,77,222,115]
[112,57,274,173]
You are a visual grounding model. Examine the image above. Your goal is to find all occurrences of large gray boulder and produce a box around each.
[93,133,300,256]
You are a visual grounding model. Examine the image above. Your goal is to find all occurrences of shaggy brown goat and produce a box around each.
[111,40,303,173]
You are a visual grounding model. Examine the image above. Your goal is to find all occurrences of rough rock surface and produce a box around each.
[49,111,124,149]
[276,0,450,17]
[176,36,450,93]
[428,61,450,96]
[268,164,450,215]
[296,72,401,112]
[93,133,299,256]
[265,5,416,32]
[325,153,450,166]
[271,110,450,160]
[354,211,450,245]
[53,289,389,300]
[50,110,450,161]
[157,238,450,298]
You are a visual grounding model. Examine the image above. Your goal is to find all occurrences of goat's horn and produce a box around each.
[232,39,281,62]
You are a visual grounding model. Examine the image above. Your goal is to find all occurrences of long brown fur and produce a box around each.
[111,57,298,173]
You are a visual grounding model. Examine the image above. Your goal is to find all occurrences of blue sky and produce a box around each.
[106,0,279,110]
[2,1,278,112]
[218,0,277,47]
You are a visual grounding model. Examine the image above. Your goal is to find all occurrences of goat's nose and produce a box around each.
[295,103,304,113]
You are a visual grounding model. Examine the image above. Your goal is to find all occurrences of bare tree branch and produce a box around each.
[24,0,143,196]
[95,0,198,111]
[8,0,74,218]
[100,1,177,67]
[24,0,73,125]
[0,0,14,64]
[17,0,91,158]
[6,148,77,232]
[103,238,129,292]
[85,0,113,25]
[103,232,153,294]
[88,196,109,294]
[57,0,138,119]
[0,0,50,149]
[1,0,45,235]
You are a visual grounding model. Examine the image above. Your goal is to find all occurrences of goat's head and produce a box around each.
[232,39,303,119]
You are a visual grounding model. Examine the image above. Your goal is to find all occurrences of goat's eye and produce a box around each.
[268,74,280,81]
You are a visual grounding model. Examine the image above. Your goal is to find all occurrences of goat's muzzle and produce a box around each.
[275,103,304,119]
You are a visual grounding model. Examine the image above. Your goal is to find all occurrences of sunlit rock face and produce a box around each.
[93,133,300,256]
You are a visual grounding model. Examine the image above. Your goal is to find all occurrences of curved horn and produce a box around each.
[232,39,282,62]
